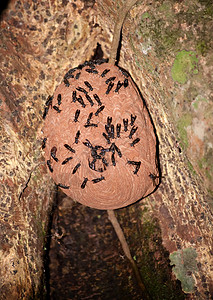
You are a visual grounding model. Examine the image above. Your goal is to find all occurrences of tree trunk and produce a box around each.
[0,0,212,299]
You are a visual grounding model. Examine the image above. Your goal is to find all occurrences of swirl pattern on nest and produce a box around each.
[43,61,159,209]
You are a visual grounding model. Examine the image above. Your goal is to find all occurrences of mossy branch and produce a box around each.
[109,0,139,64]
[107,209,151,299]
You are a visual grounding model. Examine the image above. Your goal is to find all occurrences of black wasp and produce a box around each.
[62,157,73,165]
[42,137,47,149]
[74,109,80,122]
[84,81,93,91]
[123,118,128,132]
[57,183,69,189]
[130,138,140,147]
[57,94,62,106]
[116,124,121,138]
[129,126,138,139]
[93,94,102,106]
[92,176,105,183]
[81,178,88,189]
[106,82,114,94]
[72,163,81,174]
[101,69,110,77]
[51,146,58,162]
[64,144,75,153]
[47,160,53,172]
[75,130,80,144]
[95,105,105,116]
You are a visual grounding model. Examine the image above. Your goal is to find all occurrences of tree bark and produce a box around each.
[0,0,212,299]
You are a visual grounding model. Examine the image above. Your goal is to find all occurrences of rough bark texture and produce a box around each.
[0,0,212,299]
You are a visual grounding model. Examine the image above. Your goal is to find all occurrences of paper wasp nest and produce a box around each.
[42,60,159,209]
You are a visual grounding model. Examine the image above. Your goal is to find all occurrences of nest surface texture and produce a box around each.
[43,61,158,209]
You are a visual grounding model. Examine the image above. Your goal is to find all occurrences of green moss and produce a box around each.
[141,12,150,20]
[171,50,199,84]
[198,0,213,17]
[187,160,196,176]
[192,95,207,110]
[198,149,213,180]
[177,114,192,149]
[196,40,208,56]
[121,205,185,299]
[159,1,174,19]
[170,248,198,293]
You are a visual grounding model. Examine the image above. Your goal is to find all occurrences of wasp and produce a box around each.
[43,106,49,119]
[130,138,140,147]
[124,78,128,88]
[111,153,116,166]
[74,109,80,122]
[76,86,88,94]
[75,72,81,80]
[109,143,115,154]
[64,78,70,87]
[78,62,86,69]
[102,157,108,167]
[51,146,58,162]
[61,157,73,165]
[123,118,128,132]
[101,69,110,77]
[92,175,105,183]
[93,94,102,106]
[100,148,110,156]
[64,67,77,79]
[102,132,110,144]
[149,173,160,187]
[127,160,139,166]
[57,183,69,189]
[84,123,98,128]
[85,94,94,106]
[86,112,93,125]
[75,130,80,144]
[83,139,93,149]
[81,178,88,189]
[53,105,62,113]
[95,105,105,116]
[72,91,77,102]
[77,95,86,108]
[127,160,141,174]
[119,67,129,77]
[105,124,110,135]
[45,95,53,108]
[116,123,121,138]
[64,144,75,153]
[114,144,122,157]
[114,81,123,93]
[85,68,98,74]
[106,82,114,94]
[84,81,93,91]
[105,76,116,84]
[130,114,137,126]
[72,163,81,174]
[57,94,62,106]
[88,158,96,170]
[87,61,96,69]
[42,137,47,149]
[129,126,138,139]
[91,148,101,160]
[107,116,112,126]
[94,58,108,65]
[43,95,53,119]
[133,162,141,174]
[110,124,115,139]
[47,160,53,172]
